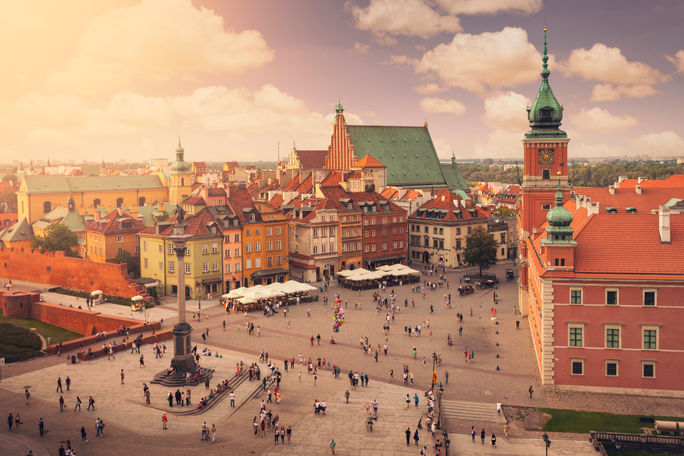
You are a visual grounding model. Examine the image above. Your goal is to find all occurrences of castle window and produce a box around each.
[542,169,550,180]
[139,197,146,206]
[43,201,52,214]
[116,197,124,208]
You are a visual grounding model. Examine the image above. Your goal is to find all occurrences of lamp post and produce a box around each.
[542,432,551,456]
[437,382,444,430]
[431,351,437,388]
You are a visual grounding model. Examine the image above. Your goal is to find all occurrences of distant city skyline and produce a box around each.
[1,0,683,163]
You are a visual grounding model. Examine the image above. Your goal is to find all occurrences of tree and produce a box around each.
[2,174,17,182]
[114,249,140,278]
[32,224,80,257]
[463,226,498,277]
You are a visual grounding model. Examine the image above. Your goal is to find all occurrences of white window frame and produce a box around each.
[245,258,252,269]
[117,235,123,243]
[605,288,619,306]
[605,360,619,377]
[605,325,622,349]
[168,261,175,272]
[202,261,209,273]
[570,358,584,376]
[185,262,191,274]
[276,256,281,266]
[255,241,261,252]
[276,240,281,250]
[642,361,656,379]
[643,289,657,307]
[255,257,261,268]
[642,326,659,350]
[570,287,583,305]
[275,227,281,235]
[568,324,584,348]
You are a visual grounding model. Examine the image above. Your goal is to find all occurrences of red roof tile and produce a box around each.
[85,209,146,235]
[353,154,386,168]
[573,186,684,214]
[283,174,301,192]
[320,171,345,188]
[295,150,327,169]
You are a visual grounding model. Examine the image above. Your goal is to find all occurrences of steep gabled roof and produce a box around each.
[85,209,147,235]
[295,150,327,169]
[346,125,446,187]
[573,186,684,214]
[0,218,32,243]
[353,154,385,168]
[226,186,261,223]
[283,174,301,192]
[412,190,485,221]
[320,171,345,188]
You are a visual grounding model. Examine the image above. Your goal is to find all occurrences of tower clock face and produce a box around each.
[538,148,554,165]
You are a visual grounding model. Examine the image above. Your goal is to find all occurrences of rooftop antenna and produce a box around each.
[277,141,280,163]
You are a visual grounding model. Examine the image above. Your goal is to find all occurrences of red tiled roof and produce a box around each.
[401,189,421,201]
[297,174,313,194]
[413,190,483,221]
[380,188,398,200]
[616,175,684,189]
[208,187,226,197]
[320,171,345,188]
[573,187,684,214]
[295,150,327,169]
[85,209,146,235]
[353,154,385,168]
[226,185,260,223]
[346,170,363,179]
[269,194,284,208]
[182,195,206,205]
[573,214,684,275]
[247,182,259,196]
[283,174,301,192]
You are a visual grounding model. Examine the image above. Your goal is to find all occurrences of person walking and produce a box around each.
[211,423,216,443]
[59,396,65,412]
[56,377,63,393]
[480,428,486,444]
[229,391,236,407]
[139,354,145,367]
[87,396,95,411]
[161,412,168,430]
[413,429,420,446]
[471,426,476,442]
[329,439,336,454]
[445,371,449,384]
[65,376,71,391]
[25,388,30,405]
[405,394,411,409]
[503,422,510,439]
[38,418,44,437]
[405,427,411,446]
[80,426,87,444]
[529,385,534,398]
[491,433,497,447]
[120,369,125,384]
[344,390,350,403]
[7,413,13,432]
[496,401,502,415]
[74,396,82,411]
[414,393,419,407]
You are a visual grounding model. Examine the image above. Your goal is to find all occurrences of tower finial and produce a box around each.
[335,96,344,114]
[541,26,550,79]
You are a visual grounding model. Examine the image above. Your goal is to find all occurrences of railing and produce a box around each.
[590,431,684,453]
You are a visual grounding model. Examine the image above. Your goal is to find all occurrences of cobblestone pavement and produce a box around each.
[2,262,683,455]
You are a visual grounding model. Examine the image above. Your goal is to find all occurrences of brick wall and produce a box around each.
[0,246,140,297]
[29,301,146,336]
[0,290,40,318]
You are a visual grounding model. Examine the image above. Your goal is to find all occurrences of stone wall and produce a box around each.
[0,246,141,298]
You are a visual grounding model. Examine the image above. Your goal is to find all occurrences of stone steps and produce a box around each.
[440,399,504,423]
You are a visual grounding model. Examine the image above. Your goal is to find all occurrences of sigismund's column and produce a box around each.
[168,223,196,373]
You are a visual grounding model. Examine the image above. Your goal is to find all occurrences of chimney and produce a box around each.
[635,185,642,195]
[659,206,671,243]
[608,185,615,195]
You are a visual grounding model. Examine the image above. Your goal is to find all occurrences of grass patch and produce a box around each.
[0,313,82,346]
[0,322,42,362]
[539,408,684,434]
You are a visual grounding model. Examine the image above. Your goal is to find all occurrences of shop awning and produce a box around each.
[251,267,288,279]
[201,277,222,285]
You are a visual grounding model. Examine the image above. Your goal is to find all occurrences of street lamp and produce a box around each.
[542,432,551,456]
[431,352,437,388]
[437,382,444,429]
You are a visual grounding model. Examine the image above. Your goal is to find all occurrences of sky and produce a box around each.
[1,0,683,164]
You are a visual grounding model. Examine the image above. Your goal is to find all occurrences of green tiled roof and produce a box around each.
[32,207,86,233]
[22,175,164,194]
[439,163,470,197]
[347,125,447,187]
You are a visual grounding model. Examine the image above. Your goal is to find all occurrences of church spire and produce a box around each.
[335,97,344,114]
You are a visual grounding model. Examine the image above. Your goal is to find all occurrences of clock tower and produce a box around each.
[520,28,569,239]
[518,28,570,305]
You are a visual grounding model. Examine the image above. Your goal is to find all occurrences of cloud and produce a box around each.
[666,50,684,73]
[419,97,466,115]
[435,0,542,15]
[353,42,370,54]
[432,137,453,158]
[571,108,637,133]
[633,131,684,156]
[5,85,362,161]
[410,27,544,94]
[46,0,274,96]
[570,142,625,159]
[482,91,531,131]
[563,43,668,101]
[350,0,461,40]
[412,83,448,95]
[473,129,523,159]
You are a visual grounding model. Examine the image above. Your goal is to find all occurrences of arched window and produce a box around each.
[181,178,185,186]
[138,197,146,206]
[116,197,124,208]
[43,201,51,214]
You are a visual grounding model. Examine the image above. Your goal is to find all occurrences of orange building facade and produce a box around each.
[85,209,146,262]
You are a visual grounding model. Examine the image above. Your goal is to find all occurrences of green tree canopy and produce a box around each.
[463,226,498,277]
[32,224,79,257]
[114,249,140,278]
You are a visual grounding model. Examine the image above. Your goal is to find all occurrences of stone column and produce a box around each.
[168,226,196,373]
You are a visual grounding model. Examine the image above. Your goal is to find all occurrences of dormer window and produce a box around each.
[250,213,255,221]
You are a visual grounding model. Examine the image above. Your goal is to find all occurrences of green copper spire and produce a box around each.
[525,27,566,140]
[171,137,191,174]
[335,97,344,114]
[542,175,575,245]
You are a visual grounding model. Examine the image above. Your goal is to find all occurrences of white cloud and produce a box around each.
[353,42,370,54]
[633,131,684,156]
[666,50,684,73]
[473,129,523,159]
[46,0,274,96]
[570,142,625,159]
[435,0,542,15]
[419,97,466,115]
[350,0,461,40]
[482,91,531,131]
[412,83,447,95]
[411,27,544,94]
[5,85,363,161]
[571,108,637,133]
[563,43,668,101]
[432,137,453,158]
